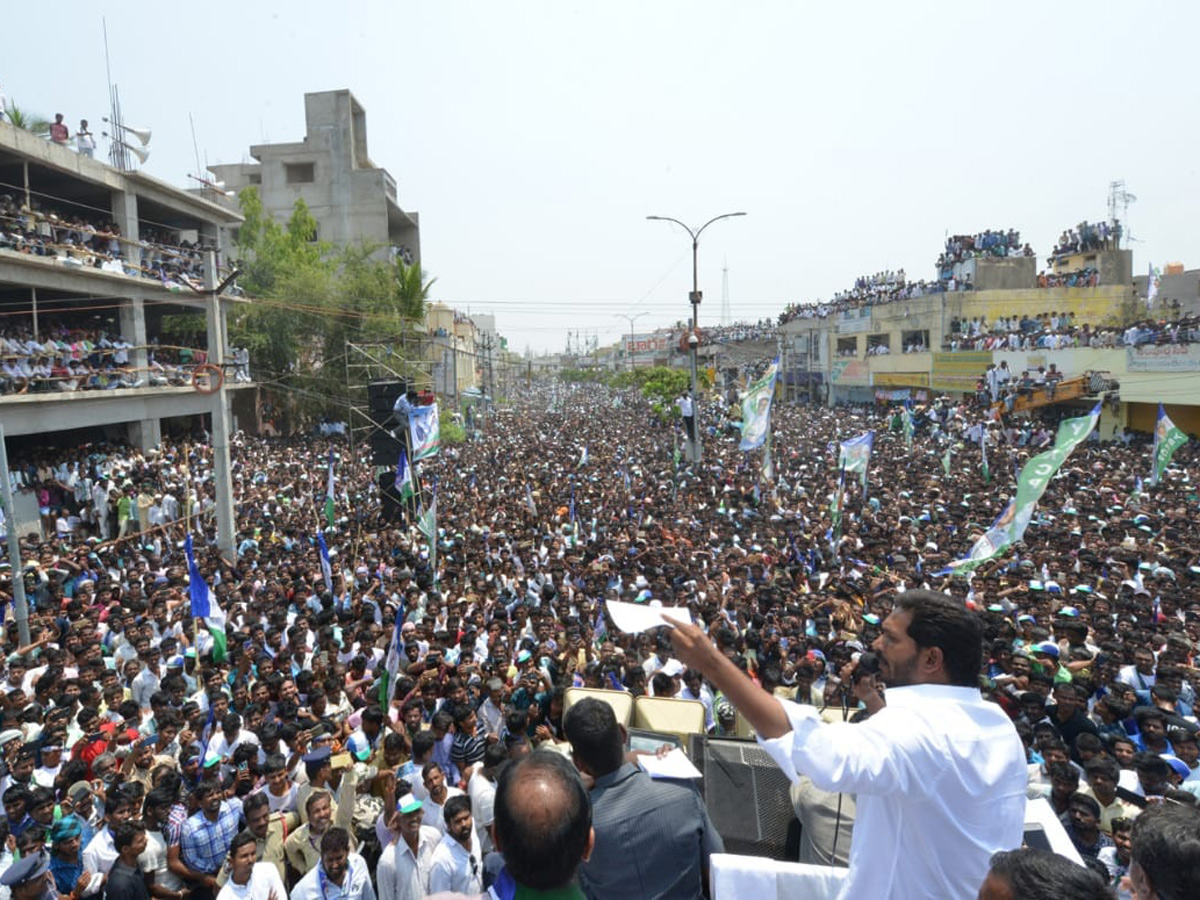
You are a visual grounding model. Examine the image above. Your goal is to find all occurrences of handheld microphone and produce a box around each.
[854,650,881,680]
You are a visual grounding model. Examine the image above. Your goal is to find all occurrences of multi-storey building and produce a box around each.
[780,241,1199,436]
[0,120,247,549]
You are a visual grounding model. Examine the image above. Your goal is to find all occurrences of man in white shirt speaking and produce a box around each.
[668,589,1027,900]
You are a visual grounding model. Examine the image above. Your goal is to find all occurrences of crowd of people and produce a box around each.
[0,378,1195,898]
[939,229,1034,270]
[0,320,211,395]
[1039,267,1101,289]
[777,272,945,326]
[945,312,1200,353]
[0,195,214,291]
[703,320,778,344]
[1051,221,1122,259]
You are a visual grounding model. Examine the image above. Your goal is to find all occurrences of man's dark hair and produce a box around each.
[191,778,222,800]
[411,731,437,760]
[319,826,351,856]
[1068,791,1101,818]
[242,792,270,816]
[229,830,257,857]
[112,819,146,853]
[1130,802,1200,900]
[892,589,983,687]
[562,697,624,777]
[494,750,591,891]
[1084,756,1120,782]
[985,848,1112,899]
[443,793,472,826]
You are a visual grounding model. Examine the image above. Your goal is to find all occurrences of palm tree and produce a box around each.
[5,104,51,136]
[395,260,435,321]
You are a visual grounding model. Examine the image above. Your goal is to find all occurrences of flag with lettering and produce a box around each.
[947,404,1100,572]
[1151,403,1187,486]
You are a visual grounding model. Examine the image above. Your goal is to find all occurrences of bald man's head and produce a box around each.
[494,750,592,890]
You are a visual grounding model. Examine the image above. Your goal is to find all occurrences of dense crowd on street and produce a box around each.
[0,377,1197,899]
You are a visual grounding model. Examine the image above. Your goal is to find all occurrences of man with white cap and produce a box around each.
[377,792,441,900]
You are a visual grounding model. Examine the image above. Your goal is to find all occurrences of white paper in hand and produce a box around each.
[637,747,702,780]
[605,599,691,634]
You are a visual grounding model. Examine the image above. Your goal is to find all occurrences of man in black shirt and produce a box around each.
[1047,683,1097,760]
[104,821,150,900]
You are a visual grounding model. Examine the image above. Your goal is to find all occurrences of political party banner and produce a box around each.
[1151,403,1187,485]
[839,431,874,490]
[739,360,779,451]
[947,404,1100,572]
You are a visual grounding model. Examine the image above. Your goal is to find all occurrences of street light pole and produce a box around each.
[646,211,746,464]
[614,312,648,371]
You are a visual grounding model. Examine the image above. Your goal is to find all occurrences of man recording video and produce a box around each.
[668,589,1027,899]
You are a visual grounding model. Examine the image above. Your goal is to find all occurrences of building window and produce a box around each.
[284,162,315,184]
[867,334,891,356]
[836,337,858,358]
[901,330,930,353]
[247,173,262,185]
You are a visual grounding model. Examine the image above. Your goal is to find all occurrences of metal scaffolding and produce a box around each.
[343,332,433,451]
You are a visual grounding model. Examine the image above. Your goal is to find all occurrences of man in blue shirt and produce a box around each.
[177,780,242,900]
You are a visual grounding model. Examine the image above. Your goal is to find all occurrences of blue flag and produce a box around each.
[316,531,333,593]
[184,535,226,662]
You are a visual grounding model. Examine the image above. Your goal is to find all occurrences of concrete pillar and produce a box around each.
[204,252,236,559]
[111,190,140,265]
[127,419,162,452]
[118,296,149,374]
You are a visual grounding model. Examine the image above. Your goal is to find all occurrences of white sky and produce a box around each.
[6,2,1199,353]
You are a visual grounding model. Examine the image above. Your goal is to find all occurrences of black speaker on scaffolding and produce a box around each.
[367,380,407,466]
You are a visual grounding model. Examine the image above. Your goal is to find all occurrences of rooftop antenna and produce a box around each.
[190,112,203,183]
[720,257,731,326]
[1108,180,1137,246]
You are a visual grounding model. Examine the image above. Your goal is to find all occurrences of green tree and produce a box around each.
[228,187,434,428]
[5,104,51,134]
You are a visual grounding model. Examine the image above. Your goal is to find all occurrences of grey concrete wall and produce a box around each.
[973,256,1037,291]
[0,384,251,437]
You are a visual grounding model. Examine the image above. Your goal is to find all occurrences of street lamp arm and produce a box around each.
[646,215,698,241]
[695,211,748,241]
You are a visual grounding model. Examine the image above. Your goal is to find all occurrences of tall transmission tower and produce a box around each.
[720,259,731,326]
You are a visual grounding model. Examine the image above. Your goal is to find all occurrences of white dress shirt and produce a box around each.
[377,826,442,900]
[428,830,482,895]
[290,854,375,900]
[215,862,287,900]
[758,684,1027,900]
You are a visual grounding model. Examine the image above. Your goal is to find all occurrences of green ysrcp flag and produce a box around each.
[394,447,414,501]
[902,407,915,452]
[942,446,952,476]
[947,404,1100,572]
[1151,403,1187,486]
